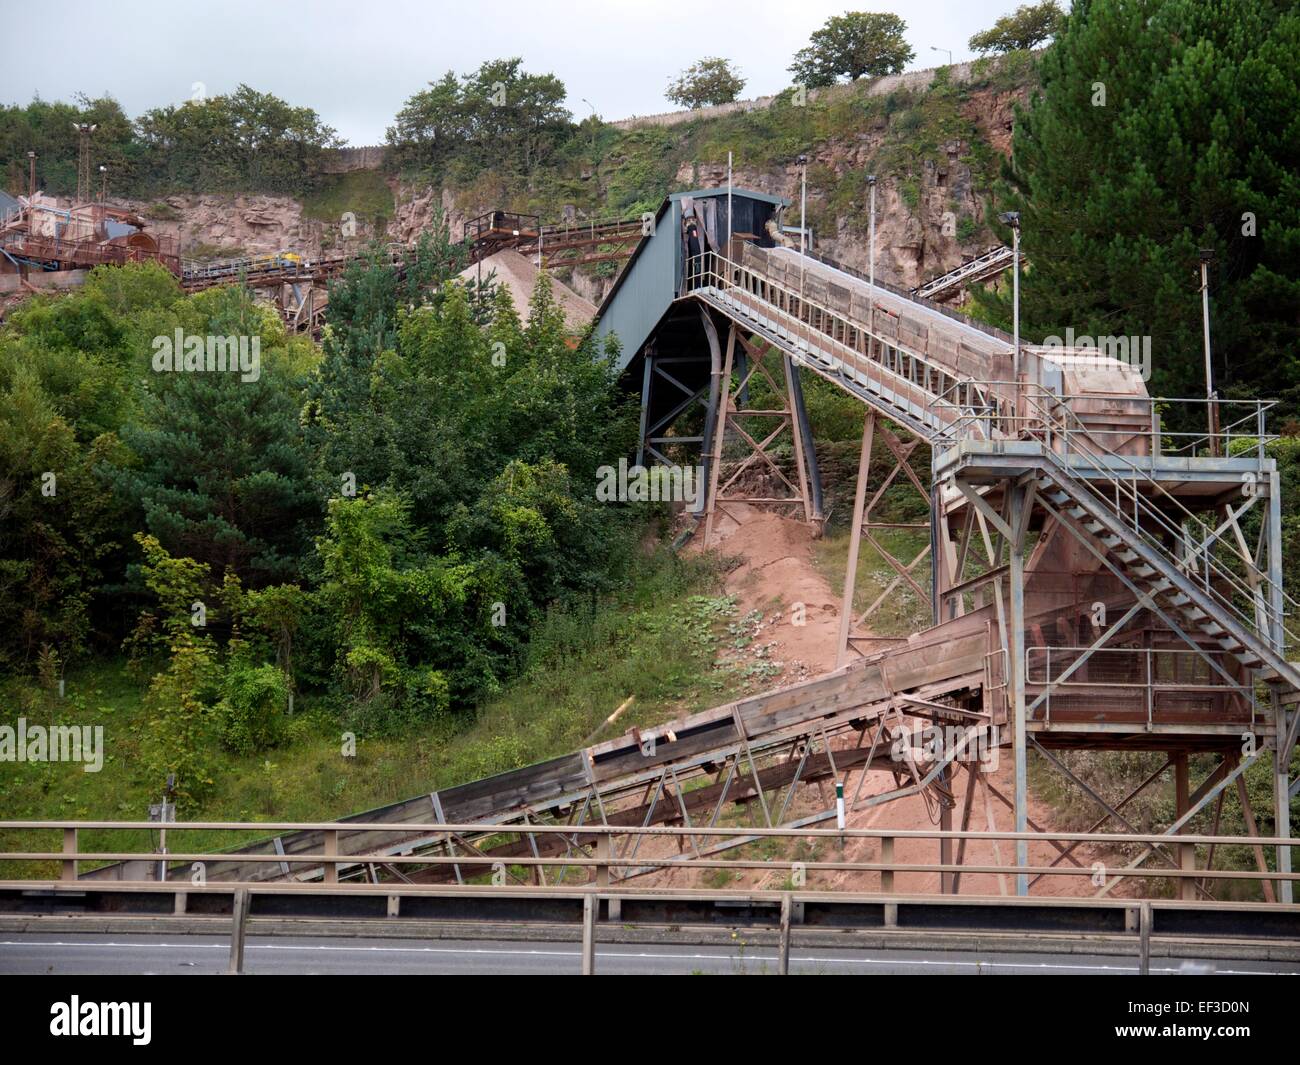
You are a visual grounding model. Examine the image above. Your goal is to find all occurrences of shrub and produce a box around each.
[216,661,289,755]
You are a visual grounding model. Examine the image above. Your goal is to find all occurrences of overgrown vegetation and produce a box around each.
[978,0,1300,425]
[969,1,1064,54]
[0,550,749,877]
[1,86,340,199]
[0,211,642,809]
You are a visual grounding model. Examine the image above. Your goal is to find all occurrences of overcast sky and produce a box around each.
[6,0,1034,145]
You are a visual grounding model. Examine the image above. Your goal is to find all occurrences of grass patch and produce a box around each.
[0,545,757,878]
[300,170,394,227]
[812,526,932,639]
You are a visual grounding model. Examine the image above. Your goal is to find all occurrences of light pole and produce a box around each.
[1000,211,1022,383]
[98,165,108,202]
[1199,248,1220,454]
[930,46,953,66]
[26,151,36,198]
[797,153,808,257]
[867,174,877,333]
[581,98,597,154]
[72,122,97,203]
[581,98,598,233]
[727,150,733,254]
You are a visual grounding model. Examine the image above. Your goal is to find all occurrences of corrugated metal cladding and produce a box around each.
[594,188,789,376]
[595,197,680,376]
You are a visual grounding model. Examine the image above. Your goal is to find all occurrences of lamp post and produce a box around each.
[1199,248,1220,455]
[27,151,36,198]
[797,154,808,258]
[580,98,597,155]
[72,122,97,203]
[727,150,733,253]
[1000,211,1022,383]
[867,174,877,334]
[99,165,108,202]
[581,97,598,253]
[930,46,953,66]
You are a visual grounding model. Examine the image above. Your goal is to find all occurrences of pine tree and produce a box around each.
[115,290,318,586]
[980,0,1300,423]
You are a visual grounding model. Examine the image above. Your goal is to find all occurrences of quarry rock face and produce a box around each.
[673,83,1020,297]
[123,193,385,260]
[118,74,1023,309]
[390,183,464,245]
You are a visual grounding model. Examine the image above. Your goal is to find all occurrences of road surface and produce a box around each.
[1,932,1295,975]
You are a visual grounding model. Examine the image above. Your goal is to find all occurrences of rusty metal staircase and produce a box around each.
[84,205,1299,899]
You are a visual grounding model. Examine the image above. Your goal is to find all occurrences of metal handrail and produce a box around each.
[685,251,993,439]
[1026,644,1256,729]
[1018,386,1299,652]
[915,244,1014,298]
[802,246,1019,345]
[930,378,1296,653]
[6,820,1298,894]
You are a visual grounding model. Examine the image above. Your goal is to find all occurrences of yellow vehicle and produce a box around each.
[247,251,303,271]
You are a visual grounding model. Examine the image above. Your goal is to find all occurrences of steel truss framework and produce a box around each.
[77,233,1300,907]
[836,412,934,663]
[675,246,1298,902]
[701,323,817,542]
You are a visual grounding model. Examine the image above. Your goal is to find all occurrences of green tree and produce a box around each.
[114,288,319,585]
[386,58,572,178]
[969,1,1065,53]
[788,12,914,88]
[132,534,221,805]
[0,368,128,668]
[385,72,464,174]
[0,95,135,197]
[315,489,485,720]
[666,58,747,109]
[978,0,1300,421]
[130,85,338,196]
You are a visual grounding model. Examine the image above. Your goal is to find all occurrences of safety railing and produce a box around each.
[182,251,342,281]
[463,210,541,245]
[1023,386,1298,658]
[801,246,1019,346]
[929,379,1276,459]
[933,381,1298,658]
[915,244,1014,300]
[538,216,643,240]
[3,820,1297,896]
[1026,645,1256,729]
[684,251,995,439]
[0,229,181,275]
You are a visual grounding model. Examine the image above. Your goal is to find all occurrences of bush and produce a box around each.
[216,662,289,755]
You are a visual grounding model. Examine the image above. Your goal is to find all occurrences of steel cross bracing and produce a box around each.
[86,616,996,887]
[83,229,1300,903]
[671,243,1296,900]
[914,244,1016,302]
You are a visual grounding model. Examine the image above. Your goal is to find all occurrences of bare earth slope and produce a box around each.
[661,505,1116,897]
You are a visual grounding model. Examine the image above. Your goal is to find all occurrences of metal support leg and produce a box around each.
[702,325,736,545]
[228,889,249,975]
[582,893,596,975]
[778,892,792,975]
[836,412,874,667]
[939,762,953,894]
[636,353,653,468]
[1174,753,1196,902]
[1267,469,1293,903]
[1008,485,1029,896]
